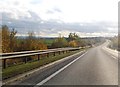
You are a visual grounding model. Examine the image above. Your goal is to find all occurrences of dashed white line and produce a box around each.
[35,51,88,86]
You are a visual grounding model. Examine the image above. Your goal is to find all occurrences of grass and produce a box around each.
[2,50,82,80]
[44,39,54,47]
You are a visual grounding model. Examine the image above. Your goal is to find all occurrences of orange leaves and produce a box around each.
[1,25,47,53]
[68,40,78,47]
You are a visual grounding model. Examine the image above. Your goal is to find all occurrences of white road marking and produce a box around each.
[111,55,117,60]
[35,51,88,86]
[102,47,118,60]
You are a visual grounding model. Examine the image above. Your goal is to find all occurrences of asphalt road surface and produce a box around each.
[9,41,118,85]
[42,42,118,85]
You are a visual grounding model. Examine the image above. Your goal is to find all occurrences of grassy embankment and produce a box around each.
[109,37,118,51]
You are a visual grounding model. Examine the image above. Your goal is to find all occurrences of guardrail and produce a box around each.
[0,48,80,69]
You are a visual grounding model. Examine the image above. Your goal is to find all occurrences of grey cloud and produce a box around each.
[53,8,62,13]
[46,10,54,14]
[1,11,117,36]
[2,19,117,35]
[13,1,20,6]
[2,10,41,22]
[46,8,62,14]
[28,11,41,21]
[30,0,43,4]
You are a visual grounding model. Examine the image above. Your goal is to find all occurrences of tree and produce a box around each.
[68,33,79,41]
[9,28,17,51]
[35,39,47,50]
[68,33,81,47]
[51,36,68,48]
[0,28,2,53]
[25,32,47,51]
[2,25,17,53]
[68,40,78,47]
[25,32,36,50]
[2,25,11,52]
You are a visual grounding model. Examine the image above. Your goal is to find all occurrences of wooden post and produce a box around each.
[3,59,6,69]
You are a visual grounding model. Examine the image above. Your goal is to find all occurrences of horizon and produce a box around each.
[16,34,116,38]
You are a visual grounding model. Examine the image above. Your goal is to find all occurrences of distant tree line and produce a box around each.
[1,25,103,53]
[50,33,88,48]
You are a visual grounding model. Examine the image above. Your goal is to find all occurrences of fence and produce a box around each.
[0,48,80,69]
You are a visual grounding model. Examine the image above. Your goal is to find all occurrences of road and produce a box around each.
[9,41,118,85]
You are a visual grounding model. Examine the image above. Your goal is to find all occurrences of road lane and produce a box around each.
[8,49,86,85]
[43,45,118,85]
[36,52,88,85]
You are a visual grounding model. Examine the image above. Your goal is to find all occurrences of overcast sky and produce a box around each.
[0,0,119,37]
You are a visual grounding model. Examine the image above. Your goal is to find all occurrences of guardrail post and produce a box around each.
[3,59,6,69]
[63,51,64,54]
[68,50,70,53]
[59,51,61,55]
[47,53,49,57]
[38,54,40,60]
[53,52,55,56]
[66,50,68,53]
[24,57,27,63]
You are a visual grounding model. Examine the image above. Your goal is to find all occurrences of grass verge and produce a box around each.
[3,50,82,80]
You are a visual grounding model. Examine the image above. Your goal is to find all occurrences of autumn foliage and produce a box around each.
[68,40,78,47]
[1,25,91,53]
[1,25,47,53]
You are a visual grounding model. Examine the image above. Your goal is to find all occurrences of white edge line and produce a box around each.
[104,50,117,60]
[111,55,117,60]
[3,50,85,85]
[35,51,88,86]
[102,47,118,60]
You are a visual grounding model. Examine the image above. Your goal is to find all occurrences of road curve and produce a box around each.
[42,43,118,85]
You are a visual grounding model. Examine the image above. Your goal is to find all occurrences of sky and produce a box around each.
[0,0,119,37]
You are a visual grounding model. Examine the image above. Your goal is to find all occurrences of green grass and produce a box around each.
[44,39,54,47]
[2,50,81,80]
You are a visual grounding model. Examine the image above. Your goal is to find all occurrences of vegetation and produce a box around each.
[1,25,103,53]
[51,36,68,48]
[1,25,47,53]
[68,33,79,47]
[109,36,119,51]
[0,29,2,53]
[3,50,81,79]
[1,25,105,65]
